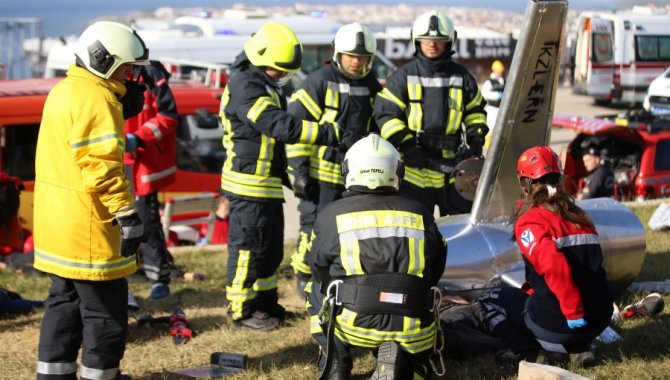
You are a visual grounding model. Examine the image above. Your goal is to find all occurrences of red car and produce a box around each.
[553,111,670,201]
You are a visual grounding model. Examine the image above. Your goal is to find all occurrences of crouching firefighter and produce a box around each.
[306,134,447,379]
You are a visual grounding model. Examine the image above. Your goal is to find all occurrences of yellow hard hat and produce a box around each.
[243,22,302,73]
[491,60,505,74]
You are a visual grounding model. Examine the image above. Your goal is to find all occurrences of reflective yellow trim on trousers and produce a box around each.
[227,250,255,320]
[403,166,446,188]
[247,96,273,123]
[290,89,323,120]
[380,119,406,141]
[334,308,436,353]
[290,231,312,275]
[253,275,278,291]
[221,169,284,199]
[378,88,407,110]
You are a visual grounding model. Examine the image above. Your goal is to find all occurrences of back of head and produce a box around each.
[332,22,376,79]
[74,21,149,79]
[243,22,302,73]
[411,10,457,54]
[342,134,404,193]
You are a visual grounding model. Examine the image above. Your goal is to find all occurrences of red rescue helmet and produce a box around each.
[517,146,562,180]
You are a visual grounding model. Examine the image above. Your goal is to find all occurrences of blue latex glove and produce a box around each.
[125,133,140,153]
[567,317,588,329]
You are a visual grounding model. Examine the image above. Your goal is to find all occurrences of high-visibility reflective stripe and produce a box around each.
[340,239,363,276]
[253,275,278,291]
[380,119,406,140]
[464,113,487,126]
[407,75,462,88]
[299,120,320,144]
[336,210,425,233]
[378,88,407,110]
[221,170,284,199]
[555,233,600,248]
[339,226,424,242]
[290,231,312,275]
[80,365,119,380]
[247,97,273,123]
[310,149,343,185]
[446,87,463,134]
[321,85,340,123]
[256,134,274,177]
[465,89,484,111]
[140,165,176,184]
[310,315,323,334]
[145,122,163,141]
[37,361,77,375]
[228,250,255,319]
[70,133,118,149]
[407,238,425,276]
[291,89,323,120]
[403,167,445,188]
[286,143,314,159]
[407,77,423,132]
[34,249,136,271]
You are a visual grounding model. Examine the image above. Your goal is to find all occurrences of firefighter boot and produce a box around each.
[233,310,279,331]
[370,341,400,380]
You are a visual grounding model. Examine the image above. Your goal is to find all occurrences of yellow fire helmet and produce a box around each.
[492,60,505,74]
[243,22,302,73]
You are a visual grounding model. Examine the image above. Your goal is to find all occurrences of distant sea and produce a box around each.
[0,0,617,38]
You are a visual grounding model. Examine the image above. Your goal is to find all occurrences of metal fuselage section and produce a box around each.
[438,198,646,296]
[435,0,647,297]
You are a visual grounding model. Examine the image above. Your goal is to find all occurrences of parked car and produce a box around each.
[0,63,225,239]
[643,65,670,116]
[553,109,670,201]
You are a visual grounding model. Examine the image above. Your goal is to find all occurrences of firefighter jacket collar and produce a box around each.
[68,64,126,98]
[416,50,454,71]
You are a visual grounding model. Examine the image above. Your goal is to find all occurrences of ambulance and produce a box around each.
[572,6,670,105]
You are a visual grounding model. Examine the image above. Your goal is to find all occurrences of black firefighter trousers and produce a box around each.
[37,275,128,380]
[135,192,172,285]
[226,197,284,320]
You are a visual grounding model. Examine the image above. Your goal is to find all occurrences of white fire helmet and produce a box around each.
[342,134,404,192]
[332,22,376,79]
[74,21,149,79]
[411,10,457,52]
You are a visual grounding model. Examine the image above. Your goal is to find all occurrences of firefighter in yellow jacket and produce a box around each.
[34,21,148,380]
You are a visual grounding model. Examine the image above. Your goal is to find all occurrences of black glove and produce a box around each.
[115,210,144,257]
[337,130,362,153]
[458,128,487,160]
[121,80,146,120]
[399,140,427,168]
[293,175,318,202]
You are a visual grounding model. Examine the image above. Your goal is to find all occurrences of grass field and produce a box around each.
[2,203,670,379]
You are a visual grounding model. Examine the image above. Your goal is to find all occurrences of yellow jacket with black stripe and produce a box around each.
[219,54,341,201]
[286,66,383,186]
[33,65,137,281]
[374,55,488,189]
[309,191,447,353]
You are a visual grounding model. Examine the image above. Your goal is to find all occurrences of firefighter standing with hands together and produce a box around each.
[219,22,353,331]
[375,10,489,215]
[34,21,148,380]
[286,22,383,300]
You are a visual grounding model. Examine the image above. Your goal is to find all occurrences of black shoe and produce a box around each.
[370,342,400,380]
[233,311,279,331]
[261,303,286,321]
[569,349,596,367]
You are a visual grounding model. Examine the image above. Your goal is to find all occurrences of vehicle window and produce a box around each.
[636,35,670,61]
[592,33,613,62]
[301,45,333,75]
[1,123,39,180]
[175,112,225,174]
[654,139,670,171]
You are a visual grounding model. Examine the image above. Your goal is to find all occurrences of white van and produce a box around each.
[572,6,670,105]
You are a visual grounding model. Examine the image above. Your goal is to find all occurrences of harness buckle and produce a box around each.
[326,280,343,306]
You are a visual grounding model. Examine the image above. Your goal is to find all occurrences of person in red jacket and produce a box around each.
[475,146,613,367]
[124,60,178,300]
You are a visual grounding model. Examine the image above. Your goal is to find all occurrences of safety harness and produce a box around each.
[317,273,446,379]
